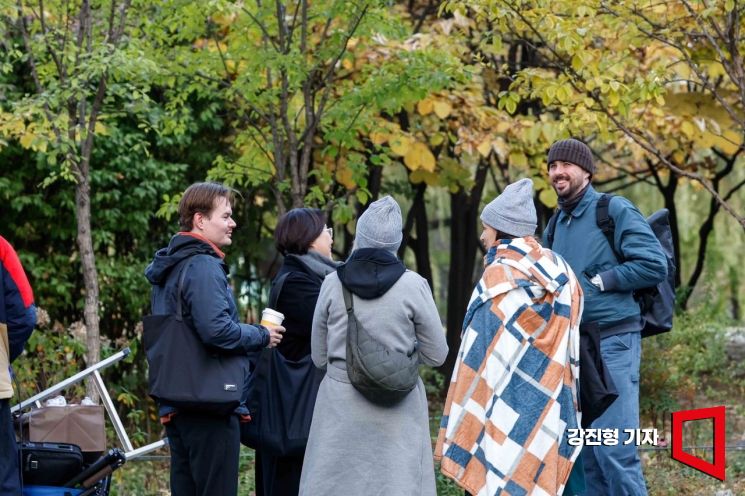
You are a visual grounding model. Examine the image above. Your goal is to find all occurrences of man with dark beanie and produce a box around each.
[543,138,667,495]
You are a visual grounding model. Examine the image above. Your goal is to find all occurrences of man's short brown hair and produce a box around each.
[178,182,234,231]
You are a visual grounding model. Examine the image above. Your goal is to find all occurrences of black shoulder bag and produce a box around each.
[143,260,249,416]
[241,272,325,456]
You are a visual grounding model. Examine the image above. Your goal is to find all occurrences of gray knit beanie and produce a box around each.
[480,178,537,237]
[547,138,596,175]
[354,195,403,251]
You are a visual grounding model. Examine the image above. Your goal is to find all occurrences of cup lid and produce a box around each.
[262,308,285,319]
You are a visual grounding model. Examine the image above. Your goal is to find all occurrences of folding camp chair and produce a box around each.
[12,348,166,495]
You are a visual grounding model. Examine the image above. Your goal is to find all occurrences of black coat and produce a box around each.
[273,255,326,362]
[145,234,268,354]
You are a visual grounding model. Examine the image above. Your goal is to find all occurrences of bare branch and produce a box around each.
[299,1,368,145]
[241,5,280,51]
[606,2,744,128]
[16,0,65,145]
[285,0,304,48]
[38,0,68,81]
[212,31,234,80]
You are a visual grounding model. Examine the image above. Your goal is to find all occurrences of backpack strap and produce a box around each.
[268,272,291,309]
[596,193,623,262]
[341,284,354,314]
[174,259,194,322]
[545,209,560,248]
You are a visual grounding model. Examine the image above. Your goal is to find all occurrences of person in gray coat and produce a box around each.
[299,196,448,496]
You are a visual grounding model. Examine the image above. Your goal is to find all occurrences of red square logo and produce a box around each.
[671,406,726,481]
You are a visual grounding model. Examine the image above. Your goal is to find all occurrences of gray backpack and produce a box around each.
[341,285,419,405]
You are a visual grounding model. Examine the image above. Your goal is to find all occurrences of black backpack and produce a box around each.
[545,194,676,338]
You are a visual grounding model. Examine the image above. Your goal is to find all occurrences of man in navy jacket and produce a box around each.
[544,139,667,496]
[145,182,283,496]
[0,236,36,496]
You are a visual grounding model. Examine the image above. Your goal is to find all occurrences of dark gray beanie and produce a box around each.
[547,138,595,175]
[355,195,403,251]
[480,178,537,237]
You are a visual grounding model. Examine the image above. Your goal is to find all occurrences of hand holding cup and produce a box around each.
[261,308,285,348]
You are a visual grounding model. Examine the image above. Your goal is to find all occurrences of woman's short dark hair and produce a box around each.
[275,208,326,255]
[178,182,234,231]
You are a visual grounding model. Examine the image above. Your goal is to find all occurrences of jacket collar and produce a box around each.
[178,232,225,259]
[559,184,597,221]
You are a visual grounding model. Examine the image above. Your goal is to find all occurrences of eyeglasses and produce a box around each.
[324,226,333,238]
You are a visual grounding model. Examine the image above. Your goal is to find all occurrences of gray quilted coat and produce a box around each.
[299,265,448,496]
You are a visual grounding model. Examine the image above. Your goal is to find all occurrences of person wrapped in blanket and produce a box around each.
[435,178,584,496]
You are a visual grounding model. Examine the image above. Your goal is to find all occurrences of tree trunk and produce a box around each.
[659,176,681,288]
[679,154,742,309]
[440,162,489,379]
[412,185,433,290]
[680,197,718,310]
[399,183,433,289]
[75,177,101,401]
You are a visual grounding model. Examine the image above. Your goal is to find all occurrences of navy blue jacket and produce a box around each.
[145,234,268,415]
[543,186,667,335]
[145,234,269,354]
[1,235,36,400]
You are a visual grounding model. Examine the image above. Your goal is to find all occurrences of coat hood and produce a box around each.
[145,234,223,286]
[336,248,406,299]
[483,237,570,297]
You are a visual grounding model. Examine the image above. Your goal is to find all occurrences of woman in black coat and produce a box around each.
[254,208,338,496]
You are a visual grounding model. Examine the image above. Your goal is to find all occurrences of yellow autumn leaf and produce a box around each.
[477,139,492,157]
[539,188,558,209]
[496,121,511,133]
[608,90,620,107]
[532,176,548,191]
[410,169,439,186]
[94,121,107,136]
[404,142,436,172]
[389,135,412,157]
[335,165,355,189]
[680,121,695,138]
[508,151,528,167]
[34,138,48,153]
[417,98,434,116]
[2,115,24,136]
[433,100,452,119]
[571,54,583,72]
[492,138,508,160]
[672,150,686,165]
[709,130,741,155]
[19,133,34,149]
[429,133,445,146]
[370,131,389,145]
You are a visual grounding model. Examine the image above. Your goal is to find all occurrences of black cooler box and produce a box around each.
[21,442,84,486]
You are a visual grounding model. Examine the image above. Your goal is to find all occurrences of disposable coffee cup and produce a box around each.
[260,308,284,327]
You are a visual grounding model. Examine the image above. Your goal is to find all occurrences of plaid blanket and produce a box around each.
[435,237,582,496]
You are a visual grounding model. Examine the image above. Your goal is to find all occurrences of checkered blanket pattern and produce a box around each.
[435,237,583,496]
